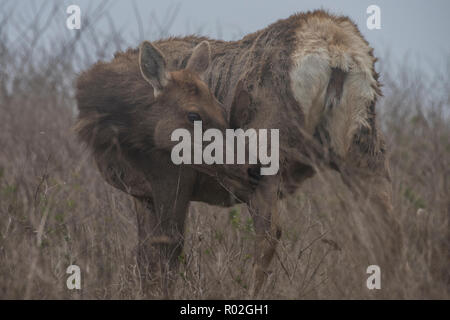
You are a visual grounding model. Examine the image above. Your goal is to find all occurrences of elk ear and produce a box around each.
[186,41,211,75]
[230,81,251,128]
[139,41,169,96]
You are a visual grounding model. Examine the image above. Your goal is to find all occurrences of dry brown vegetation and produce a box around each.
[0,3,448,299]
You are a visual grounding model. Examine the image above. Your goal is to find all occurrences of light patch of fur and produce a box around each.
[290,53,331,134]
[327,72,372,155]
[290,14,379,157]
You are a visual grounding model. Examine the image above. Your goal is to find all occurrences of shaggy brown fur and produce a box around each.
[75,40,256,296]
[75,10,402,297]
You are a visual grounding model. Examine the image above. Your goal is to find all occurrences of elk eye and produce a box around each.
[187,112,202,123]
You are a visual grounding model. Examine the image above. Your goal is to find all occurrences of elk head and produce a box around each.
[135,41,256,192]
[136,40,227,151]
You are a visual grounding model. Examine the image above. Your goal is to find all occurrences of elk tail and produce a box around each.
[321,55,381,161]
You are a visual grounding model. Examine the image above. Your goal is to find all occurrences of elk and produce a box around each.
[76,40,257,296]
[76,10,402,297]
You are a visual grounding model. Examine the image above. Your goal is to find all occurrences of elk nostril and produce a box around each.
[247,165,262,181]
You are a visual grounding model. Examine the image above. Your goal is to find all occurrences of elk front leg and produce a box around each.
[247,175,282,297]
[134,197,184,298]
[134,161,196,298]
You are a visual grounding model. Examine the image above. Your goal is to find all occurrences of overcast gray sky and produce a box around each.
[104,0,449,65]
[6,0,450,70]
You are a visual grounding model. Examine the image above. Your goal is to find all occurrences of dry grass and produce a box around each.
[0,4,448,299]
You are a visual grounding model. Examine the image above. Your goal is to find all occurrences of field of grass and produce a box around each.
[0,3,448,299]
